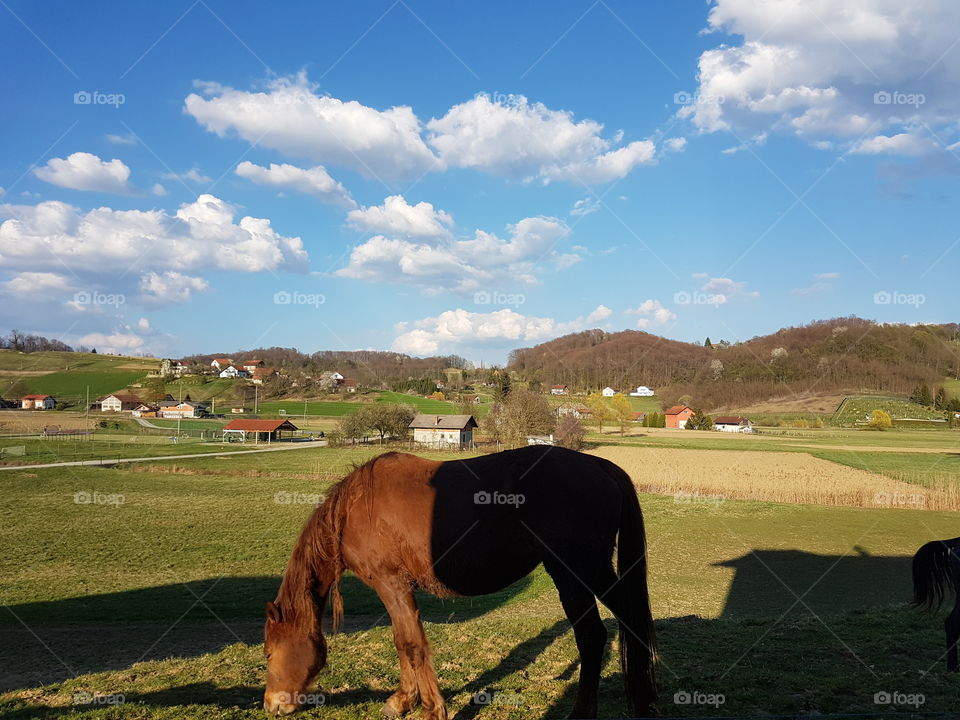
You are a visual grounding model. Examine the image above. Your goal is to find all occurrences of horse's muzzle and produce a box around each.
[263,693,299,715]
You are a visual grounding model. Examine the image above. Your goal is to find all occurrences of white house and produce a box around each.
[550,384,569,395]
[409,414,477,448]
[713,416,753,433]
[219,365,248,379]
[629,386,655,397]
[100,393,143,412]
[21,394,55,410]
[210,357,232,370]
[601,386,617,397]
[159,401,207,419]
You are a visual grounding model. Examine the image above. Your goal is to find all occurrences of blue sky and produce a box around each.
[1,0,957,362]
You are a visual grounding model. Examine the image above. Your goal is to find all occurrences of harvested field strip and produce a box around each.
[589,445,960,511]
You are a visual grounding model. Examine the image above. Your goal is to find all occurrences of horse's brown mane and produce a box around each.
[275,453,395,633]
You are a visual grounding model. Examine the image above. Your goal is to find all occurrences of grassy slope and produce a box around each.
[0,351,156,404]
[1,444,959,717]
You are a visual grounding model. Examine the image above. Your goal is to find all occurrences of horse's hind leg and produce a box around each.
[946,600,960,672]
[375,578,446,719]
[544,559,607,719]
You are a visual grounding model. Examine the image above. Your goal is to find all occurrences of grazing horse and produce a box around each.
[263,445,657,718]
[912,536,960,671]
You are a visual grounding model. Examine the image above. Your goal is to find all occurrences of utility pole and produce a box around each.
[254,384,258,414]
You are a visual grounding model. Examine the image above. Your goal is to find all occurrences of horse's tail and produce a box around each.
[913,539,955,611]
[614,466,658,716]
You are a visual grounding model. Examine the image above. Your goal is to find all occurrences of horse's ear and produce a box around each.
[265,601,282,624]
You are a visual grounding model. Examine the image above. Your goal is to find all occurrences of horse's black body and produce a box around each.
[429,446,659,716]
[912,536,960,671]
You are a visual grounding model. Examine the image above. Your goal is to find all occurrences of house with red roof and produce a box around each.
[665,405,694,429]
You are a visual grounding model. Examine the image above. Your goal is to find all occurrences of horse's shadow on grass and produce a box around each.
[0,573,531,692]
[2,549,942,718]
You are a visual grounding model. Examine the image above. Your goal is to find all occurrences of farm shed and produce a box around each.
[222,418,300,443]
[21,394,55,410]
[714,416,753,433]
[100,393,143,412]
[665,405,694,429]
[409,414,477,449]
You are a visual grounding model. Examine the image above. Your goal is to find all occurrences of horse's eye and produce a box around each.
[264,651,272,660]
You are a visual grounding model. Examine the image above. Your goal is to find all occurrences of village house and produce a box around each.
[251,366,277,385]
[21,394,55,410]
[100,393,143,412]
[557,403,591,420]
[219,365,248,379]
[714,416,753,433]
[342,378,358,393]
[463,394,481,404]
[159,359,189,377]
[601,386,618,397]
[409,414,478,449]
[132,403,159,418]
[550,384,569,395]
[629,386,655,397]
[240,359,265,373]
[222,418,300,443]
[665,405,694,429]
[210,358,233,370]
[158,400,207,419]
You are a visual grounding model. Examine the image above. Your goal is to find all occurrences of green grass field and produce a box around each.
[834,394,947,424]
[1,442,959,718]
[1,371,151,404]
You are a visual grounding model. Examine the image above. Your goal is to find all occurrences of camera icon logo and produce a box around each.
[873,290,891,305]
[74,90,92,105]
[874,691,891,704]
[673,91,693,106]
[273,291,292,305]
[673,690,692,705]
[472,691,492,705]
[673,291,691,305]
[473,491,491,505]
[873,91,891,105]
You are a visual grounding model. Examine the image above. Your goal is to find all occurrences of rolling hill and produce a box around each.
[507,318,960,411]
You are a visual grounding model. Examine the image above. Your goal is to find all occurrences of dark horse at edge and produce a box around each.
[912,536,960,671]
[262,445,658,718]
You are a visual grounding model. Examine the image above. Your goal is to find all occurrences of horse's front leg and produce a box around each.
[376,579,447,720]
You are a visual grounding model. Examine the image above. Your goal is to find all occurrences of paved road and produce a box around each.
[0,440,328,471]
[133,417,167,430]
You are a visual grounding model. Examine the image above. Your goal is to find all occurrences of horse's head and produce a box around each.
[263,600,327,715]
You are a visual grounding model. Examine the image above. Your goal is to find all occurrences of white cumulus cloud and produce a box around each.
[347,195,452,238]
[337,215,575,294]
[139,271,209,305]
[185,73,438,180]
[427,93,656,184]
[626,299,677,328]
[33,152,133,193]
[235,161,355,208]
[391,304,614,355]
[681,0,960,156]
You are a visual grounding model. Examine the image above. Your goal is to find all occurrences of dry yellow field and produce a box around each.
[0,411,95,434]
[589,445,960,511]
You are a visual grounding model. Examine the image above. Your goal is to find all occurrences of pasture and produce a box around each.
[1,440,958,718]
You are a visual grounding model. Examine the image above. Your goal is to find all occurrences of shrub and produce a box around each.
[868,409,893,431]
